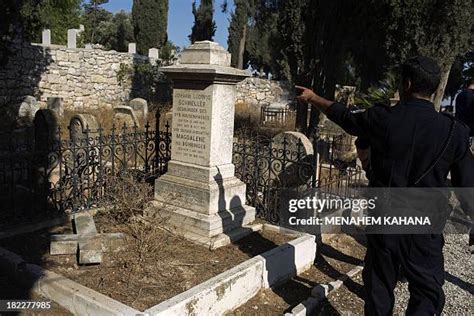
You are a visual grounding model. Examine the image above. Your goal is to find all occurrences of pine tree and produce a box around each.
[189,0,216,43]
[226,0,256,69]
[132,0,168,54]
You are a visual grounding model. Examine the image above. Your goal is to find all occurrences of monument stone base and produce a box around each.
[151,161,256,248]
[147,199,257,249]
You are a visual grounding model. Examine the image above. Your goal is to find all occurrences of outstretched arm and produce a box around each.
[295,85,372,137]
[295,86,334,113]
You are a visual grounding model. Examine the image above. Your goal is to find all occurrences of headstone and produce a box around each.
[67,29,77,49]
[47,97,64,118]
[16,95,39,127]
[162,110,173,131]
[129,98,148,125]
[128,43,136,54]
[148,48,159,59]
[153,41,255,248]
[85,43,93,50]
[113,105,140,128]
[50,213,125,265]
[33,109,58,193]
[42,29,51,46]
[79,24,85,32]
[33,109,58,152]
[69,113,99,143]
[272,131,317,187]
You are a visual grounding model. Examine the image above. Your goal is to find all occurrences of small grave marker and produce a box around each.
[50,213,124,265]
[129,98,148,125]
[113,105,140,128]
[47,97,64,118]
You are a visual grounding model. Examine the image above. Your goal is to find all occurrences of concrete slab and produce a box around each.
[73,213,97,237]
[50,234,78,255]
[78,235,103,264]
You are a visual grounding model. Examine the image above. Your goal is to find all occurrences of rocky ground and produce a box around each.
[323,234,473,315]
[393,234,473,315]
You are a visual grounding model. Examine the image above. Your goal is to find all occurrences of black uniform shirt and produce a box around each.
[326,98,474,188]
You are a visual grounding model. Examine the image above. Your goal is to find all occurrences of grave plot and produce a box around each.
[0,212,316,313]
[228,234,366,315]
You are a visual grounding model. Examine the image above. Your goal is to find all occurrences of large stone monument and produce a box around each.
[152,41,256,248]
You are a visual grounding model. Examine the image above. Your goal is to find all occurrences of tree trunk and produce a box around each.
[295,101,309,135]
[433,64,452,112]
[237,23,247,69]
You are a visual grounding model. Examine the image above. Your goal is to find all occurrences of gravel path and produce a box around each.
[321,234,472,315]
[393,234,473,315]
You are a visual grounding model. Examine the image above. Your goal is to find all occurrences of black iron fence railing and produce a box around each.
[1,111,362,225]
[260,106,296,127]
[232,129,362,223]
[0,112,171,223]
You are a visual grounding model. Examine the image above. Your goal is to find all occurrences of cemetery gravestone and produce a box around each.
[50,213,125,265]
[149,48,159,59]
[272,131,317,187]
[113,106,140,128]
[69,114,99,143]
[153,41,255,247]
[42,29,51,46]
[16,95,39,127]
[272,132,320,235]
[128,43,136,54]
[34,109,58,152]
[129,98,148,126]
[67,29,77,49]
[33,109,58,194]
[47,97,64,118]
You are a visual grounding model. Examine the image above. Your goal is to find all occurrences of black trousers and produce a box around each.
[363,234,445,316]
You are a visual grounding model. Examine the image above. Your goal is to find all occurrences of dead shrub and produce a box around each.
[100,174,153,224]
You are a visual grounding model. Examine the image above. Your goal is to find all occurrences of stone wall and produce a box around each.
[0,40,149,109]
[235,78,292,106]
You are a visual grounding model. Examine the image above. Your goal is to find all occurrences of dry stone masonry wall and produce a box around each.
[235,78,291,106]
[0,40,150,110]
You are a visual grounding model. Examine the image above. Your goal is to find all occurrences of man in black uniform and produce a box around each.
[296,56,474,315]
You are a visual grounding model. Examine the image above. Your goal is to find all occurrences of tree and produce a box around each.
[225,0,256,69]
[84,0,109,44]
[132,0,169,54]
[81,1,113,45]
[275,0,307,85]
[111,11,134,52]
[370,0,474,110]
[189,0,216,43]
[245,0,279,75]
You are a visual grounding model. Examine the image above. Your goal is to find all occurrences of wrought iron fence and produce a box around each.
[260,106,296,127]
[232,129,362,223]
[1,111,362,226]
[0,112,171,222]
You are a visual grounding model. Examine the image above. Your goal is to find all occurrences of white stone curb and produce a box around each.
[285,265,364,316]
[0,224,316,316]
[0,247,142,316]
[145,229,316,316]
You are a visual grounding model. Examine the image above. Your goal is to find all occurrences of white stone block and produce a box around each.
[128,43,136,54]
[145,258,264,316]
[67,29,77,49]
[42,29,51,46]
[148,48,159,59]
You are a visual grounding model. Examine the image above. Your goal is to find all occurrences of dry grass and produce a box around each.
[234,101,296,138]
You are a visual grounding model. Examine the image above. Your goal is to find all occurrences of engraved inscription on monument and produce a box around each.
[172,89,212,165]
